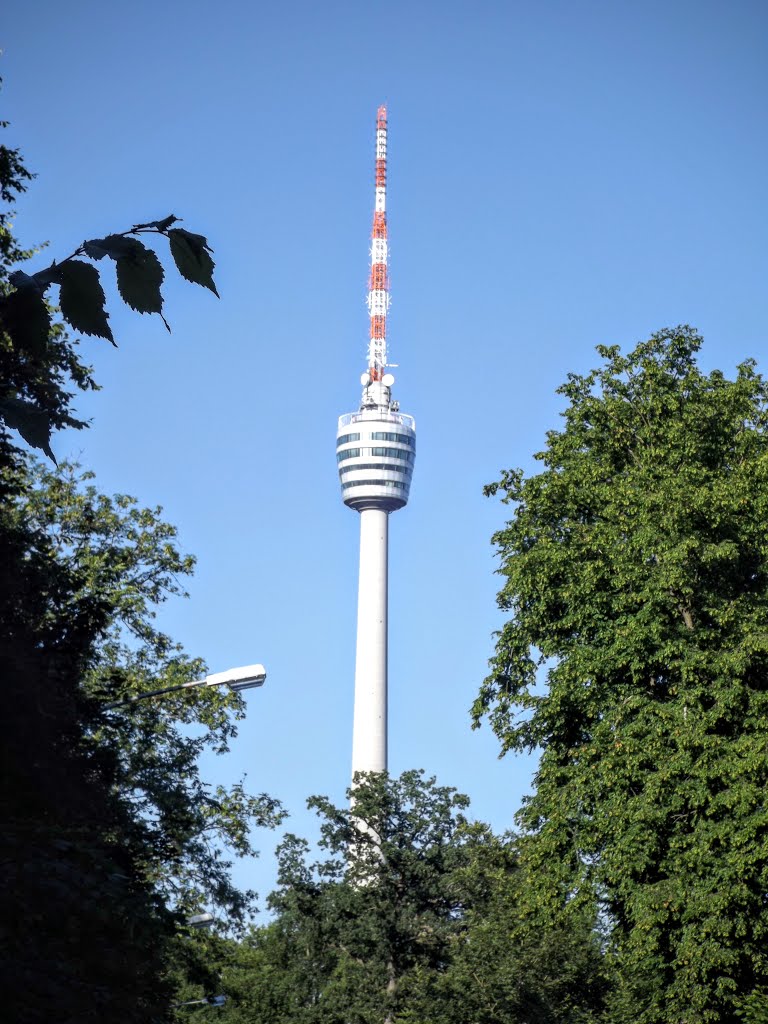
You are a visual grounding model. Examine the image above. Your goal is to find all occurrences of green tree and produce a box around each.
[220,771,474,1023]
[737,990,768,1024]
[0,98,274,1020]
[474,327,768,1022]
[204,782,606,1024]
[410,830,607,1024]
[173,923,318,1024]
[0,455,176,1022]
[21,458,285,922]
[1,455,283,1021]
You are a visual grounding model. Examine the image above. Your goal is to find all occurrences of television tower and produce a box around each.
[336,105,416,779]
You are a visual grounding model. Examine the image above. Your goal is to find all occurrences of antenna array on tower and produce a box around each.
[366,105,390,382]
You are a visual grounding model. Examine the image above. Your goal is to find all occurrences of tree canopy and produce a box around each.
[268,770,473,1023]
[192,771,605,1024]
[475,327,768,1022]
[0,94,278,1022]
[1,453,284,1021]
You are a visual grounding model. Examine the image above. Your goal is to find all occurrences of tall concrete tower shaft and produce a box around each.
[337,106,415,779]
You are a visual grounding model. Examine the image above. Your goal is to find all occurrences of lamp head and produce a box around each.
[205,664,267,691]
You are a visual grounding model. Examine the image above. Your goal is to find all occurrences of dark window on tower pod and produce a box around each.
[337,448,362,462]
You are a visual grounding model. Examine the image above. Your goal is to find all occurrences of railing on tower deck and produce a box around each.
[338,410,416,430]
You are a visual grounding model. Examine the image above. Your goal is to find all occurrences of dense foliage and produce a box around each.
[0,99,277,1021]
[1,453,284,1021]
[475,328,768,1022]
[268,770,473,1023]
[185,772,605,1024]
[1,455,175,1021]
[418,837,607,1024]
[24,459,284,920]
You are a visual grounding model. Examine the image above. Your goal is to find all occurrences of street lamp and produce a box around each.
[174,995,227,1008]
[107,664,267,708]
[187,912,216,929]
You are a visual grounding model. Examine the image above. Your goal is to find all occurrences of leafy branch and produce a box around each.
[0,214,218,459]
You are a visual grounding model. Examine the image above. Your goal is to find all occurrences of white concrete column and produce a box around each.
[351,507,389,777]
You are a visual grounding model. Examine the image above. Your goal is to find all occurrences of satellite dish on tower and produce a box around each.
[382,373,395,386]
[360,372,370,386]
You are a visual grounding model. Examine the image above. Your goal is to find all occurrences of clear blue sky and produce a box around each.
[3,0,766,910]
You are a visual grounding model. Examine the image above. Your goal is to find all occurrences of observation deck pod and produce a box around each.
[336,408,416,512]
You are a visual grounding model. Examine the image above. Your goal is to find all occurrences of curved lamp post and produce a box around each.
[107,664,266,708]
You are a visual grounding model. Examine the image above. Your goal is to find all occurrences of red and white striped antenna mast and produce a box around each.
[336,105,416,783]
[365,104,390,384]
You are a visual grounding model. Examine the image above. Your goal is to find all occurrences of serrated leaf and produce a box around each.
[8,269,37,288]
[168,228,219,297]
[0,395,56,461]
[0,287,52,356]
[82,240,110,261]
[83,234,143,262]
[115,244,165,315]
[31,261,62,289]
[147,215,179,231]
[55,259,114,343]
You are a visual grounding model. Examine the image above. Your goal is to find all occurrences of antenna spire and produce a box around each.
[366,104,390,382]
